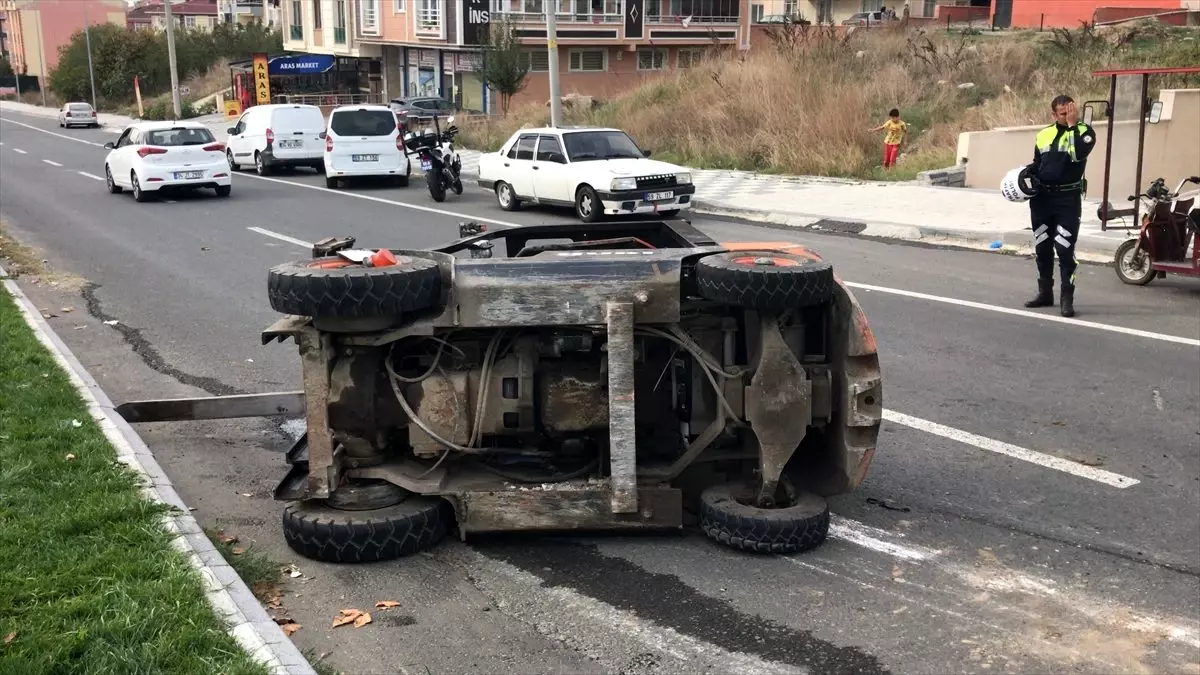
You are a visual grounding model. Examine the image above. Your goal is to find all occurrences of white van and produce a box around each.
[225,103,326,175]
[323,104,410,189]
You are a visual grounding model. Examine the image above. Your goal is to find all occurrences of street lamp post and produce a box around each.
[82,2,98,109]
[163,0,182,118]
[35,12,47,107]
[545,1,562,127]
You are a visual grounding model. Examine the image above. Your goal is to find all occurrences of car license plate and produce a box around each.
[280,140,302,149]
[352,154,379,162]
[175,171,203,180]
[420,159,432,171]
[645,191,673,201]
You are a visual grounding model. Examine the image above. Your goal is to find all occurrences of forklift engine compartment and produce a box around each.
[116,219,883,563]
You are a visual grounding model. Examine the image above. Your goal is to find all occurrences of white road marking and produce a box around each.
[42,159,63,167]
[845,281,1200,348]
[5,116,1195,349]
[247,226,312,248]
[883,409,1140,489]
[13,148,27,154]
[828,516,941,561]
[77,171,104,181]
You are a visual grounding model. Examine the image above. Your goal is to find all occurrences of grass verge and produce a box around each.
[0,286,268,674]
[460,21,1200,180]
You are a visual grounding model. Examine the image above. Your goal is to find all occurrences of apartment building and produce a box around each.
[127,0,221,32]
[1,0,126,76]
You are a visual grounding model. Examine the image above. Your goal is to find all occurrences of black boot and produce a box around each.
[1024,278,1054,308]
[1060,285,1075,317]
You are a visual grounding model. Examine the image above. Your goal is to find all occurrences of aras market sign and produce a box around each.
[268,54,336,76]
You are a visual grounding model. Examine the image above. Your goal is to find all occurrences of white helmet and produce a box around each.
[1001,166,1038,202]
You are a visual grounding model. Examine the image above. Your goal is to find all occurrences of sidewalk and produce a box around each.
[2,101,1126,261]
[451,148,1126,262]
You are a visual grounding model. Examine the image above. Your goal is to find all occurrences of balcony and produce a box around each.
[648,1,742,24]
[489,0,622,24]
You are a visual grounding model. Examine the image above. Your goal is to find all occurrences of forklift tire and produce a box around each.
[281,496,453,563]
[267,253,442,319]
[698,480,829,554]
[695,250,834,310]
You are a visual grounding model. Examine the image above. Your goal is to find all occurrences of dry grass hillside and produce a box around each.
[460,22,1200,180]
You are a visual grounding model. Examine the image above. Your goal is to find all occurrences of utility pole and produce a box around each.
[35,13,47,107]
[545,2,562,127]
[83,2,98,109]
[164,0,183,119]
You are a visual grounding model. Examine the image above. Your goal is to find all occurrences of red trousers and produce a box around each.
[883,143,901,168]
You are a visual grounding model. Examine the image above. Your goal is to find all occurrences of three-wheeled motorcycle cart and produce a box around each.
[116,219,883,562]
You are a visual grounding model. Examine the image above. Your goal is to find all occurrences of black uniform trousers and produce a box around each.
[1029,190,1082,290]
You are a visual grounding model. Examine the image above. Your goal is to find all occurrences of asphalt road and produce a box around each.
[3,111,1199,675]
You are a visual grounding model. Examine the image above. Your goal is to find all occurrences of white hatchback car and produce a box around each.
[103,120,232,202]
[476,126,694,222]
[58,101,99,128]
[323,104,410,189]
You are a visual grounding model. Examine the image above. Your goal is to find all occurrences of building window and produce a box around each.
[416,0,441,32]
[394,0,406,11]
[520,50,550,73]
[637,48,667,71]
[334,0,347,43]
[289,0,303,40]
[677,47,704,68]
[312,0,322,29]
[568,49,606,72]
[184,14,197,29]
[361,0,380,34]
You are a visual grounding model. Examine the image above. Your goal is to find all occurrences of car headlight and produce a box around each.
[675,172,692,185]
[611,177,637,191]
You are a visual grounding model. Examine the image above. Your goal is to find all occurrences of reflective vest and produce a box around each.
[1034,123,1089,163]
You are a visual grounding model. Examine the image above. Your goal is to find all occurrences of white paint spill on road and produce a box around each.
[828,516,941,562]
[452,547,806,675]
[42,159,62,167]
[13,148,27,154]
[845,281,1200,348]
[883,409,1140,489]
[247,226,313,249]
[1152,389,1165,411]
[77,171,104,181]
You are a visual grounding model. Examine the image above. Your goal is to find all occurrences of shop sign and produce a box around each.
[252,52,271,104]
[268,53,336,75]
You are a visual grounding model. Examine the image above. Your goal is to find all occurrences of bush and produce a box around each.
[49,22,280,108]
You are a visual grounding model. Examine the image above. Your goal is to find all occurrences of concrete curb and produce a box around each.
[0,264,316,675]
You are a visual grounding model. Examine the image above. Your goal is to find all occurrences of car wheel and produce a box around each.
[659,209,680,218]
[255,151,269,176]
[215,185,231,198]
[575,184,602,223]
[267,252,444,319]
[281,494,453,563]
[226,149,238,171]
[699,478,830,555]
[695,250,835,310]
[325,175,339,189]
[105,165,122,194]
[131,172,151,203]
[394,175,409,188]
[495,181,520,211]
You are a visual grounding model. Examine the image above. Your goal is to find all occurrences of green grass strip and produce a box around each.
[0,287,269,675]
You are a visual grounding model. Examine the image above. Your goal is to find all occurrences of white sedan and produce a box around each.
[477,126,695,222]
[58,101,99,128]
[103,120,232,202]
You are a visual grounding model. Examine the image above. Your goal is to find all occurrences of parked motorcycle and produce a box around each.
[402,115,462,203]
[1103,176,1200,285]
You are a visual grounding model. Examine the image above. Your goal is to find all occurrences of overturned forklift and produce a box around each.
[118,219,883,562]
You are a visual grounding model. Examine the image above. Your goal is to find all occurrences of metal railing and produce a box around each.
[647,14,740,23]
[274,92,383,106]
[416,5,442,33]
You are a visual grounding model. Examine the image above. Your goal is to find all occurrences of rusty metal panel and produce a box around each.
[298,328,337,498]
[114,391,306,423]
[606,301,638,514]
[405,371,473,457]
[455,486,683,534]
[261,315,312,345]
[445,257,682,327]
[538,363,609,435]
[744,314,812,506]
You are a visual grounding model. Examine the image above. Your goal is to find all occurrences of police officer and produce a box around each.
[1023,94,1096,318]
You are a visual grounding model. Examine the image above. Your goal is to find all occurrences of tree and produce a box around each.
[479,16,529,116]
[0,55,13,78]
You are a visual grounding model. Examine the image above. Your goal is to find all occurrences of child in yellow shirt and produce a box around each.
[869,108,909,169]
